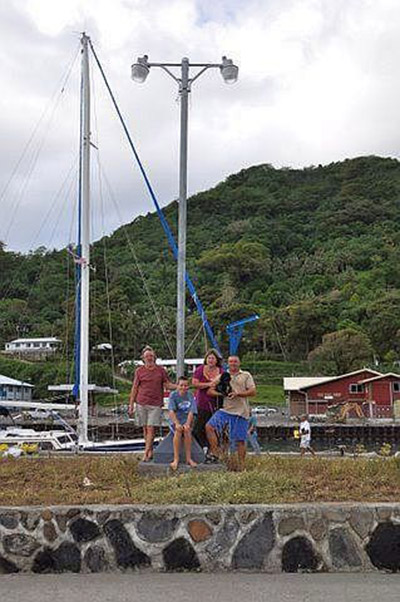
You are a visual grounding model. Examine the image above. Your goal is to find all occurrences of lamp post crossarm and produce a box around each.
[156,65,181,84]
[146,62,221,68]
[147,62,223,89]
[189,65,214,86]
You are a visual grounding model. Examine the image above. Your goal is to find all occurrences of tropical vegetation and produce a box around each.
[2,155,400,386]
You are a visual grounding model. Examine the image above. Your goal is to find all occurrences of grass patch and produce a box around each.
[252,384,286,406]
[0,455,399,506]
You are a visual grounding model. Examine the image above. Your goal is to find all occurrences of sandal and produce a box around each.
[205,453,219,464]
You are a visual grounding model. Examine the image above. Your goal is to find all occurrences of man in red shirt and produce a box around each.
[128,346,175,461]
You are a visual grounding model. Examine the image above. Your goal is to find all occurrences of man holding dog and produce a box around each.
[205,355,256,470]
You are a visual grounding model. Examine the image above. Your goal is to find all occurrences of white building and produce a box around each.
[4,337,61,354]
[119,358,204,376]
[0,375,34,402]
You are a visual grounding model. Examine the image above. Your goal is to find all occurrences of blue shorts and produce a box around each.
[207,410,248,443]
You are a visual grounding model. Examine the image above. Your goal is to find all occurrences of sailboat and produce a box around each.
[0,34,155,454]
[54,34,158,453]
[0,399,78,453]
[1,33,223,454]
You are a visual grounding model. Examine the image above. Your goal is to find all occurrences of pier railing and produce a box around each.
[372,404,393,419]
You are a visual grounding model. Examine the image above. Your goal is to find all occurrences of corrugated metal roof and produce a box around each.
[0,374,34,387]
[283,377,331,391]
[360,372,400,384]
[48,384,118,394]
[296,368,382,390]
[8,337,61,344]
[133,358,203,366]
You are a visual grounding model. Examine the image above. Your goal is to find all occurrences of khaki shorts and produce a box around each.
[135,404,162,427]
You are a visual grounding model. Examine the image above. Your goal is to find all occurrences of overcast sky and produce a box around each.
[1,0,400,252]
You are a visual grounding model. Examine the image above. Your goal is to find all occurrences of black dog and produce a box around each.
[215,372,232,397]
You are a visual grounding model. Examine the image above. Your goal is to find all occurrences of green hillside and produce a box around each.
[2,155,400,366]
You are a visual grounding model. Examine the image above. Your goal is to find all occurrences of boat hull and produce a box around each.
[81,438,161,453]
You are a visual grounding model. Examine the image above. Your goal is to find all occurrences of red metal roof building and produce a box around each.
[359,373,400,419]
[283,368,399,418]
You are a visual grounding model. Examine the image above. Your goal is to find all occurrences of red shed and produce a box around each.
[293,368,381,416]
[359,372,400,418]
[284,377,330,416]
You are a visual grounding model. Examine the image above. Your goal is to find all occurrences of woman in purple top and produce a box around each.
[192,348,223,450]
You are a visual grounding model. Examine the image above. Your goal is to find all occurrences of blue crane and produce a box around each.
[226,314,260,356]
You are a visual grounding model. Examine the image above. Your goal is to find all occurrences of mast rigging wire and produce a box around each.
[91,71,125,430]
[97,164,176,358]
[88,40,221,357]
[0,43,81,244]
[88,54,176,360]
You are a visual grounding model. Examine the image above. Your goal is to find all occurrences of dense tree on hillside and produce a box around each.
[2,156,400,365]
[363,291,400,358]
[198,240,271,286]
[308,329,374,375]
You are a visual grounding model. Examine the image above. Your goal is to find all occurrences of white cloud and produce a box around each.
[1,0,400,251]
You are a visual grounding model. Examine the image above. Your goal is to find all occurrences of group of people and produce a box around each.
[128,346,257,470]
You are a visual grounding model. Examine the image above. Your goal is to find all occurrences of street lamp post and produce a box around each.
[131,55,238,378]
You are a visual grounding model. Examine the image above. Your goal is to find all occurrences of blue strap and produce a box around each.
[88,40,222,357]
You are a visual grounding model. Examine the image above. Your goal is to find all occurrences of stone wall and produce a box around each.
[0,503,400,574]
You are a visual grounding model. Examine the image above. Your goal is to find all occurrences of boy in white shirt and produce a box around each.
[299,414,316,457]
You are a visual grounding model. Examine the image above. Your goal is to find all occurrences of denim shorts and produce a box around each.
[207,410,248,442]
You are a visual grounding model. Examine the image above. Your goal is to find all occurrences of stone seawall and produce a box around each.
[0,503,399,574]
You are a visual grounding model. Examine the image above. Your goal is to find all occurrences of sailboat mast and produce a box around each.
[78,33,91,445]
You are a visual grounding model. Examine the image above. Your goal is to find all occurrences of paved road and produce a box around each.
[1,572,399,602]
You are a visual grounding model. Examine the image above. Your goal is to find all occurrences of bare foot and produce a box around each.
[170,460,178,471]
[187,459,197,468]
